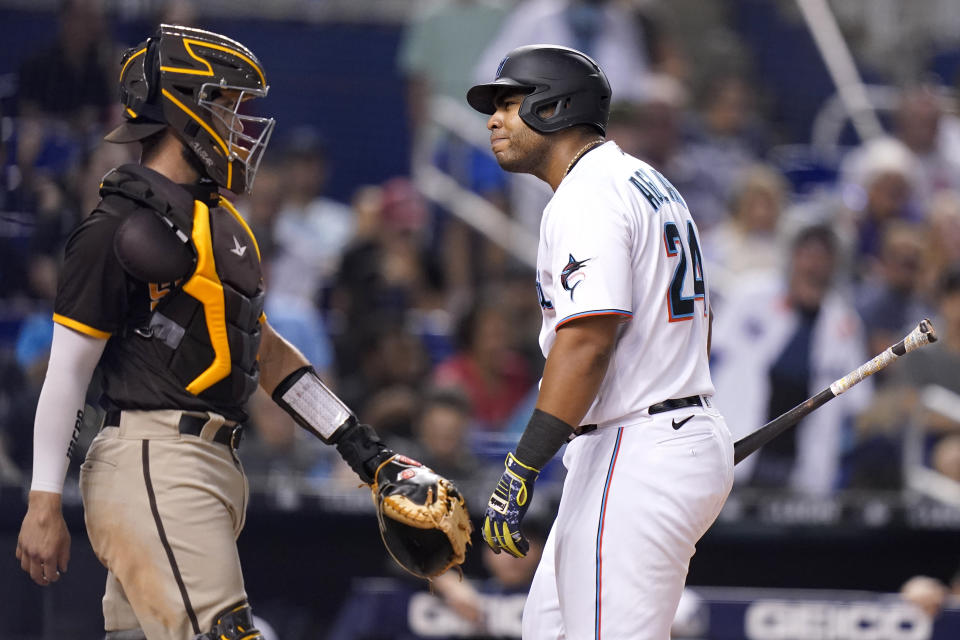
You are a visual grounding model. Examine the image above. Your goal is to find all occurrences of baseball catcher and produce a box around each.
[272,366,472,578]
[16,27,469,640]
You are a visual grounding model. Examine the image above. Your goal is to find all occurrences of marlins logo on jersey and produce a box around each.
[560,254,590,301]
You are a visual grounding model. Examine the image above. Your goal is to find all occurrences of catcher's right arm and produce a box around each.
[270,365,472,578]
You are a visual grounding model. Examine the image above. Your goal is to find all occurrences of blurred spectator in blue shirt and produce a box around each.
[384,388,483,500]
[855,222,932,365]
[269,133,355,309]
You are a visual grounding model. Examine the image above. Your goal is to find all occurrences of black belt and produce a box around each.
[648,395,703,415]
[103,410,243,449]
[574,395,704,436]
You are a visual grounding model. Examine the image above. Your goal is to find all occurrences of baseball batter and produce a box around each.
[467,46,734,639]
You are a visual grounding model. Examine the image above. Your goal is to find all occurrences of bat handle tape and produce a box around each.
[829,319,937,397]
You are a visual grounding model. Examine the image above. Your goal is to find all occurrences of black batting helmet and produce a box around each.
[105,24,275,194]
[467,44,612,135]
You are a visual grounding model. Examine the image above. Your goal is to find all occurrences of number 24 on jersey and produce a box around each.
[663,220,706,322]
[628,166,708,323]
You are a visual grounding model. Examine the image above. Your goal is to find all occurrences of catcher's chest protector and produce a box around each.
[102,165,265,406]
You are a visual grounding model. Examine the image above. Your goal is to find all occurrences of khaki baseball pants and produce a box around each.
[79,409,249,640]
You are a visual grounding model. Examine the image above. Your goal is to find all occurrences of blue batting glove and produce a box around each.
[482,452,539,557]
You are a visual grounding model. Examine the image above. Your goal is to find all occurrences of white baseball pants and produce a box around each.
[522,406,734,640]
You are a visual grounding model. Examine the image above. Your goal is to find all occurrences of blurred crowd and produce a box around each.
[3,0,960,519]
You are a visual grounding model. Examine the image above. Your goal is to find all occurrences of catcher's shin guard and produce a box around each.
[195,602,263,640]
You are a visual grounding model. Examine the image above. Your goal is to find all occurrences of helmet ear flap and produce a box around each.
[117,36,161,115]
[142,37,161,105]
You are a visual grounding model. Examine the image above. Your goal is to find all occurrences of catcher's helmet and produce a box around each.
[467,44,612,135]
[105,24,275,194]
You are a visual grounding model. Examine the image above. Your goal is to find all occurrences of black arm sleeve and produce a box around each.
[515,409,575,470]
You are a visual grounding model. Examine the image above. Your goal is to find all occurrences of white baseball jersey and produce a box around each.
[535,141,714,427]
[525,141,734,640]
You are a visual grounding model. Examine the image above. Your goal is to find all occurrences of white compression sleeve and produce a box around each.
[30,323,107,494]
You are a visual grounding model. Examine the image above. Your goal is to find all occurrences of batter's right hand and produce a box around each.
[16,491,70,586]
[482,453,539,558]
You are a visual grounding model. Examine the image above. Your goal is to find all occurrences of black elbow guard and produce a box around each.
[271,366,392,483]
[271,366,355,443]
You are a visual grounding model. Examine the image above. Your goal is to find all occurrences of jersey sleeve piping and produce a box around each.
[52,313,113,339]
[555,310,632,331]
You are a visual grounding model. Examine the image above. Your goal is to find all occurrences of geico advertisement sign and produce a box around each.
[408,592,525,637]
[746,600,932,640]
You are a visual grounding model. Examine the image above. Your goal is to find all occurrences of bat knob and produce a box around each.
[920,318,938,343]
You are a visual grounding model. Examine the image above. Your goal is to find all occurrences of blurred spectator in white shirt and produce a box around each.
[855,222,933,364]
[711,225,872,494]
[892,82,960,204]
[703,164,789,303]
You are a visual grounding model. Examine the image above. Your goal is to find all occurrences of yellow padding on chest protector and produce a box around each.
[182,200,231,394]
[219,196,261,261]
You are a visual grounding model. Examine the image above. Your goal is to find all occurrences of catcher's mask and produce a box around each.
[467,44,612,135]
[105,24,275,194]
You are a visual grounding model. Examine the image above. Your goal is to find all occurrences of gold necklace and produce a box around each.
[564,138,605,177]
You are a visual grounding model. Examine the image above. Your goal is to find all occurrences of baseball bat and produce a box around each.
[732,319,938,465]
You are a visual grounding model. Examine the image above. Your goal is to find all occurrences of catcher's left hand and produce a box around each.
[371,454,472,579]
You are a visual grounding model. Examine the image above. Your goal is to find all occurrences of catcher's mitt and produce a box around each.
[371,454,472,579]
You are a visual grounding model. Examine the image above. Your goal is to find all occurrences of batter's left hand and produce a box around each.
[482,453,539,557]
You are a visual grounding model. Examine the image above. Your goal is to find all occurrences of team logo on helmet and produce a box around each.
[496,56,509,78]
[561,254,590,301]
